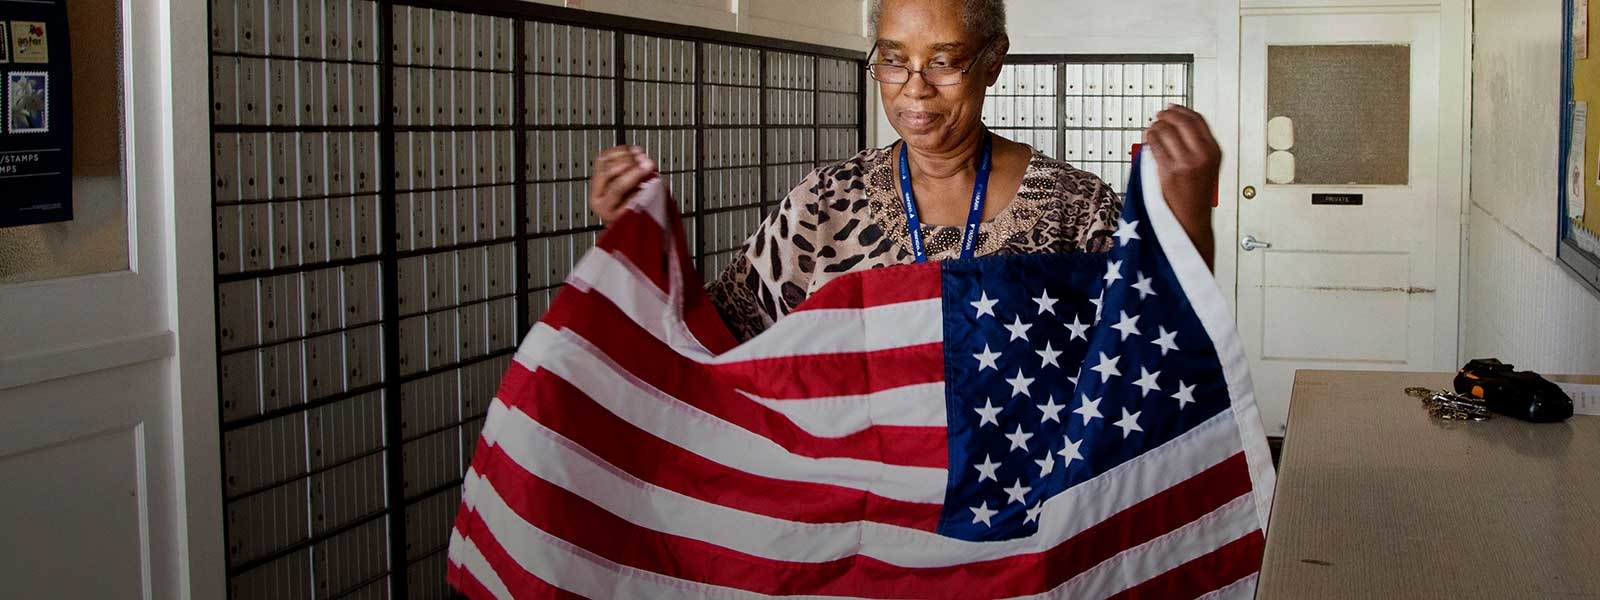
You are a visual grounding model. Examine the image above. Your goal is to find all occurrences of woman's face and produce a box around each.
[873,0,1004,152]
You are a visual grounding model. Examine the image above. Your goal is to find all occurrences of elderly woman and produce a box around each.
[588,0,1220,341]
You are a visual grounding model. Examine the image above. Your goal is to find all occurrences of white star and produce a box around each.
[1151,327,1180,356]
[1037,395,1067,423]
[1173,381,1197,409]
[1025,501,1046,524]
[974,399,1003,427]
[1111,310,1143,341]
[1114,408,1144,438]
[1065,315,1091,341]
[1067,374,1079,386]
[1103,260,1124,285]
[1090,352,1123,382]
[1005,316,1033,342]
[1133,367,1162,398]
[1005,424,1034,453]
[974,344,1002,372]
[1036,342,1063,369]
[1114,217,1142,246]
[1033,289,1059,315]
[1074,395,1103,425]
[971,292,999,319]
[973,454,1001,483]
[1091,290,1106,322]
[971,501,998,527]
[1034,453,1056,477]
[1131,272,1157,300]
[1058,435,1084,469]
[1006,369,1035,398]
[1003,479,1032,505]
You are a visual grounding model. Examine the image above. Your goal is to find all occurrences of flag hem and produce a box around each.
[1133,151,1277,531]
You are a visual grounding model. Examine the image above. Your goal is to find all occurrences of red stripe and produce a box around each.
[536,294,948,468]
[790,261,944,312]
[472,441,1255,598]
[452,511,590,600]
[710,341,947,401]
[446,553,497,600]
[1106,530,1265,600]
[496,366,944,530]
[593,190,675,295]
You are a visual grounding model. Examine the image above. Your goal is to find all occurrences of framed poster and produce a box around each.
[0,0,72,228]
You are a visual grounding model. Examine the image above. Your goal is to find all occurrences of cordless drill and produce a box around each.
[1453,358,1574,423]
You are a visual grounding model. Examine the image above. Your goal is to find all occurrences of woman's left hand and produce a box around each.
[1144,105,1221,270]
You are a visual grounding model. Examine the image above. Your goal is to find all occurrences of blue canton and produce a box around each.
[937,160,1233,541]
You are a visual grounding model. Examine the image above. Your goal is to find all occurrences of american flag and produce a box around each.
[447,151,1277,599]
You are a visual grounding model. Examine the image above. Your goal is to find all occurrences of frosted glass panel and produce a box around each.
[1266,45,1409,185]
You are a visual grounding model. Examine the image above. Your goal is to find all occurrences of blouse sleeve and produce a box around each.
[1077,176,1124,253]
[705,177,822,341]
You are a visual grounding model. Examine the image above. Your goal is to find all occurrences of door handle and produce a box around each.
[1240,235,1273,252]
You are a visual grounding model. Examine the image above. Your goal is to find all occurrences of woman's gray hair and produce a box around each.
[869,0,1008,43]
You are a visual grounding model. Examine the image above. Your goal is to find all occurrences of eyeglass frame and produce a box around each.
[864,36,1001,87]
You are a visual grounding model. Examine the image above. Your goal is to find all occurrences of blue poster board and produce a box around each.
[0,0,72,228]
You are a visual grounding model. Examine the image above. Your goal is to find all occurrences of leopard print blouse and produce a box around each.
[706,143,1122,341]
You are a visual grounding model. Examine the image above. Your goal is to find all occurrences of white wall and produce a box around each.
[1465,0,1600,373]
[532,0,871,50]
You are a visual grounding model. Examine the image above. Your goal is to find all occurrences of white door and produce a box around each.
[1238,9,1461,434]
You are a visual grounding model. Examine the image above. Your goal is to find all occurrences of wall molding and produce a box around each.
[1242,3,1441,17]
[0,330,175,391]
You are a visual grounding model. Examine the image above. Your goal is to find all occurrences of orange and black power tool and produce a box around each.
[1453,359,1574,423]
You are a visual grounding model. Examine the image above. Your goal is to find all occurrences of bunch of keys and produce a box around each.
[1405,387,1492,421]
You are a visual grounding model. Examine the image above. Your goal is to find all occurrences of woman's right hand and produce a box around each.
[588,145,658,225]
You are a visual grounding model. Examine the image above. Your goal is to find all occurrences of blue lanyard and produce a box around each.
[898,133,994,263]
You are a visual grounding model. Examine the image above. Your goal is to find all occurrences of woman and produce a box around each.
[588,0,1221,341]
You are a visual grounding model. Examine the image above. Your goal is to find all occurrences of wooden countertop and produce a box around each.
[1258,370,1600,599]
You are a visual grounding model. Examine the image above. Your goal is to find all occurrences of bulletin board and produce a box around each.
[1560,0,1600,293]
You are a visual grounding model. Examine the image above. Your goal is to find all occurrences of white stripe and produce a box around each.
[1009,495,1262,600]
[483,393,1244,568]
[568,239,943,365]
[456,464,1258,600]
[708,299,944,364]
[625,177,673,230]
[454,473,846,600]
[1197,573,1260,600]
[1138,151,1277,530]
[513,325,949,504]
[743,382,949,438]
[449,528,513,600]
[568,241,715,359]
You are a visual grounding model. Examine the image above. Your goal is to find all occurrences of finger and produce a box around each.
[604,164,658,205]
[593,154,640,187]
[1159,106,1218,160]
[1163,103,1204,122]
[596,145,644,170]
[1144,121,1176,167]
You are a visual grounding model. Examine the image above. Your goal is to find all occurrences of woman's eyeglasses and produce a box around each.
[865,37,998,86]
